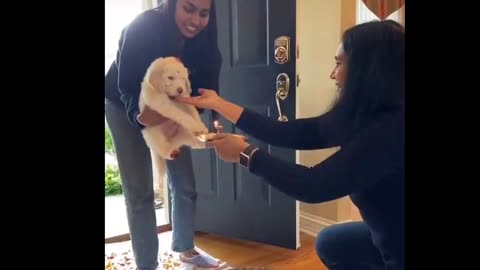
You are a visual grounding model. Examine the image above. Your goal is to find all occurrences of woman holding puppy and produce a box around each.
[177,20,405,270]
[104,0,221,269]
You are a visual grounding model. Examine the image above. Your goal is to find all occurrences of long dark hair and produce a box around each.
[155,0,221,89]
[330,20,405,139]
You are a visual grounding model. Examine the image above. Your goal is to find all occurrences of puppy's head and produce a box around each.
[145,57,191,99]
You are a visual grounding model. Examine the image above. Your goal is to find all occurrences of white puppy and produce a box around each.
[139,56,209,178]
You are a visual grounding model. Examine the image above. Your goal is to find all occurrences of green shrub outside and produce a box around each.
[105,121,122,196]
[105,164,122,196]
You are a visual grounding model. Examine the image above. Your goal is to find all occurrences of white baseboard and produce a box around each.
[300,211,352,237]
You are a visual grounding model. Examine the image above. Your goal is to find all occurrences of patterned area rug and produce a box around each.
[105,240,232,270]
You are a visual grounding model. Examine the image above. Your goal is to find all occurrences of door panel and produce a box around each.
[191,0,298,249]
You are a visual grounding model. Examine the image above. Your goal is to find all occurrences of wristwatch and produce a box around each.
[240,145,259,168]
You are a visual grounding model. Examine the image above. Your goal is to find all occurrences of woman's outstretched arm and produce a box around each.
[243,113,404,203]
[176,89,339,150]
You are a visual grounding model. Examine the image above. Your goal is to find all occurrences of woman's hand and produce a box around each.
[175,88,245,125]
[137,106,181,159]
[206,133,250,162]
[175,88,222,110]
[136,106,169,127]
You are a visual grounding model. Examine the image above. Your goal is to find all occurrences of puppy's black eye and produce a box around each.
[168,76,174,80]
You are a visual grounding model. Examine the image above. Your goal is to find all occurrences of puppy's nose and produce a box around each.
[177,87,184,94]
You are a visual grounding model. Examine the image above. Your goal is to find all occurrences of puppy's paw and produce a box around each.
[192,124,209,137]
[193,131,206,137]
[157,149,175,160]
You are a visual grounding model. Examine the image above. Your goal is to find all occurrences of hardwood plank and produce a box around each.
[195,232,327,270]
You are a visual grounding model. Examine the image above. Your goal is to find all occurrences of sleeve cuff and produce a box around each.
[130,107,145,129]
[235,108,254,131]
[248,148,267,174]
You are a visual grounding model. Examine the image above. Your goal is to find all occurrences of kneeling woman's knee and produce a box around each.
[315,226,338,265]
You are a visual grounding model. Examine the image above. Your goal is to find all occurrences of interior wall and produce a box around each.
[296,0,343,222]
[341,0,357,32]
[297,0,403,224]
[296,0,361,225]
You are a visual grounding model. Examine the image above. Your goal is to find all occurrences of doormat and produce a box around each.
[105,240,232,270]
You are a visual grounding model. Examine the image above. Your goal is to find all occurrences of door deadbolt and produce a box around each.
[274,36,290,64]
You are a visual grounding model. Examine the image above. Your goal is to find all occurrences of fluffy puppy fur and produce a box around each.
[139,56,209,178]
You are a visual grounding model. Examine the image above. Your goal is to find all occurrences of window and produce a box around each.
[356,0,405,25]
[105,0,145,74]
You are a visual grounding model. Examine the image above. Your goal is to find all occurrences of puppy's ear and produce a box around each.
[145,59,166,90]
[185,79,192,94]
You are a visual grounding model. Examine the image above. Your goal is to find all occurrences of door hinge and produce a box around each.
[296,74,301,87]
[296,45,300,59]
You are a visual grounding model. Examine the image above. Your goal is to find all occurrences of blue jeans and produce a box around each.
[105,100,197,270]
[315,222,387,270]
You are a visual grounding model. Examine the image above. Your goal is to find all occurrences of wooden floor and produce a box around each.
[107,230,327,269]
[194,232,327,270]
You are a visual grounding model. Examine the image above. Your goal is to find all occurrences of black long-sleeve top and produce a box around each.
[105,8,222,129]
[236,108,405,270]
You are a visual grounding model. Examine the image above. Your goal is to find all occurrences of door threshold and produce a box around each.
[105,224,171,243]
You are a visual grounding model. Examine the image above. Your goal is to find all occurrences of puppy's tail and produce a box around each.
[151,151,168,184]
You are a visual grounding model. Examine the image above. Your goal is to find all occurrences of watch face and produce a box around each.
[240,152,248,167]
[240,145,256,168]
[240,152,249,167]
